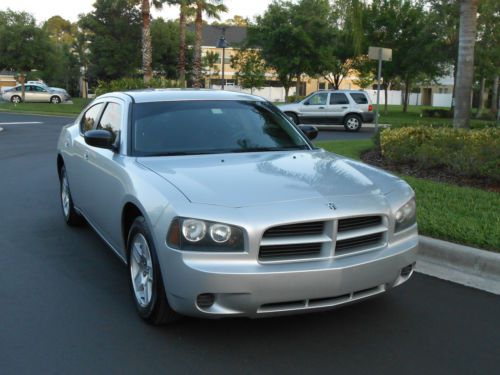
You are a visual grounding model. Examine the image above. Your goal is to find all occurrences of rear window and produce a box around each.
[350,93,369,104]
[330,93,349,105]
[132,100,310,156]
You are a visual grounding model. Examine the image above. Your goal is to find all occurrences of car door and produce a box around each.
[80,99,128,252]
[299,92,329,123]
[326,93,352,124]
[24,85,37,102]
[67,102,105,209]
[32,85,50,102]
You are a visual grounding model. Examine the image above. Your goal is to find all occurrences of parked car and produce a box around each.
[57,89,417,324]
[2,84,70,104]
[26,80,70,97]
[279,90,375,132]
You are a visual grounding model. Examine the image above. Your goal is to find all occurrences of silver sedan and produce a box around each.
[2,84,69,103]
[57,90,418,325]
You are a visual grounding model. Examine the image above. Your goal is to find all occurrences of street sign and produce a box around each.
[368,47,392,62]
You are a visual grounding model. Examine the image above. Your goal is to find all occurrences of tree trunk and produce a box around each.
[295,75,301,97]
[142,0,153,84]
[192,1,203,88]
[475,77,485,118]
[178,1,187,87]
[451,58,458,111]
[490,75,499,116]
[403,79,410,113]
[19,73,26,102]
[453,0,478,129]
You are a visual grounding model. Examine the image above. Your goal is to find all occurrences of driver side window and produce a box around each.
[307,93,328,106]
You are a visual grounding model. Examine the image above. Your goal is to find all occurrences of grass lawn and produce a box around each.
[0,98,91,116]
[316,139,500,252]
[378,104,497,128]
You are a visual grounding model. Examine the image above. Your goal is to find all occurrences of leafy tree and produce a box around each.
[43,15,77,45]
[224,15,248,26]
[364,0,447,112]
[79,0,142,81]
[453,0,478,129]
[151,17,194,79]
[0,10,51,100]
[230,49,266,93]
[192,1,227,88]
[202,51,220,86]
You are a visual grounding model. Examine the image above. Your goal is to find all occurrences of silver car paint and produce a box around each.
[57,90,417,318]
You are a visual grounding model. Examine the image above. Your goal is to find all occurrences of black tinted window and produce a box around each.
[132,101,309,156]
[330,93,349,105]
[97,102,122,143]
[81,103,104,133]
[350,93,368,104]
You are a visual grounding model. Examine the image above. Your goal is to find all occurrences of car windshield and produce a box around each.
[132,100,311,156]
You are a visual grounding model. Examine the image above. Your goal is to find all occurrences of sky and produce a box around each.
[0,0,274,24]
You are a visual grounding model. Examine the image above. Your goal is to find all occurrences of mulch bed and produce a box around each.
[361,148,500,193]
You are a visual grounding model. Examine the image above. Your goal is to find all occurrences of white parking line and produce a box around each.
[0,121,43,125]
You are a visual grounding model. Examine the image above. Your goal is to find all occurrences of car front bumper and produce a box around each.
[158,234,418,318]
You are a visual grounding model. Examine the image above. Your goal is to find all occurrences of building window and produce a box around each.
[319,83,326,90]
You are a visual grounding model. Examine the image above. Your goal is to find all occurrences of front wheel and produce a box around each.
[344,114,362,132]
[128,217,178,325]
[50,96,61,104]
[11,95,21,104]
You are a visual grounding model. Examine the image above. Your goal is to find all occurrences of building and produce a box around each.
[0,70,16,92]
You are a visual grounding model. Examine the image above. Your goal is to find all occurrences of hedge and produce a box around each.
[95,77,180,96]
[380,127,500,182]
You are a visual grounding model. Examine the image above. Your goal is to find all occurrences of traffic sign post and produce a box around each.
[368,47,392,132]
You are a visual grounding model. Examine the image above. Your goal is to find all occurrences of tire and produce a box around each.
[11,95,21,104]
[285,112,300,125]
[128,216,178,325]
[59,165,84,226]
[50,96,61,104]
[344,114,362,132]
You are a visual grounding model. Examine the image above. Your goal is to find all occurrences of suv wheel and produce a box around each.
[285,112,299,125]
[344,114,362,132]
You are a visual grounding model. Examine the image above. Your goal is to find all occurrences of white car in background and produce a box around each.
[2,84,70,104]
[27,81,70,97]
[279,90,375,132]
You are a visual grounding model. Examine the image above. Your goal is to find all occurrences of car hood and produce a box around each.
[137,150,403,208]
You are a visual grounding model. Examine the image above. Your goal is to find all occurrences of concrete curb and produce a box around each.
[416,235,500,295]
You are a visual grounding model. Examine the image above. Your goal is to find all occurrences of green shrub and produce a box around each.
[421,109,453,118]
[95,77,181,96]
[380,127,500,182]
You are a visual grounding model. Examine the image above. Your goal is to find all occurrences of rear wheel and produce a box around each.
[59,165,83,226]
[128,217,178,325]
[50,96,61,104]
[344,114,362,132]
[11,95,21,104]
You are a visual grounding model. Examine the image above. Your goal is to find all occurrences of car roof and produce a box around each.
[100,89,267,103]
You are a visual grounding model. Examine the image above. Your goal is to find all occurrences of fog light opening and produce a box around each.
[401,263,415,278]
[196,293,215,309]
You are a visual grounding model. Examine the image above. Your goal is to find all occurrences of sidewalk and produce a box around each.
[416,235,500,295]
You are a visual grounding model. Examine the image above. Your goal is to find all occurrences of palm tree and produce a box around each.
[192,0,227,88]
[453,0,478,129]
[141,0,168,84]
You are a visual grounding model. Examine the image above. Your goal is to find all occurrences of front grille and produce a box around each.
[259,242,322,260]
[335,232,383,255]
[338,216,382,232]
[263,221,324,238]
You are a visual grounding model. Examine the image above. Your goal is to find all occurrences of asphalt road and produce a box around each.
[1,113,499,375]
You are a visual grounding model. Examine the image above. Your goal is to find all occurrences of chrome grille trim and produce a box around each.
[263,221,325,238]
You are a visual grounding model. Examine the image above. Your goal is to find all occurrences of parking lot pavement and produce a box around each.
[1,112,499,375]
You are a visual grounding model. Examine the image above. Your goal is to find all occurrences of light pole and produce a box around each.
[217,27,229,90]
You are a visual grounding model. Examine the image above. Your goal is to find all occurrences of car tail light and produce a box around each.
[368,104,373,112]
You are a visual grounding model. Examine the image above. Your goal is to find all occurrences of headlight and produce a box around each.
[394,197,416,232]
[167,217,244,252]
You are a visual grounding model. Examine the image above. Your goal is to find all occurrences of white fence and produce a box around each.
[210,85,295,102]
[365,89,402,105]
[432,93,453,107]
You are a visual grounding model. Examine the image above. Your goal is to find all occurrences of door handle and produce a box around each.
[341,106,348,109]
[318,106,325,109]
[84,152,89,161]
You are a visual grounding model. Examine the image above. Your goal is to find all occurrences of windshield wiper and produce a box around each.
[231,146,309,153]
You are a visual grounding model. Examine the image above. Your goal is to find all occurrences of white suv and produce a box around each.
[279,90,375,132]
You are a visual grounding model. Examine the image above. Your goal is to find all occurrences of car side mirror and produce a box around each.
[84,129,115,150]
[299,125,318,140]
[303,101,310,106]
